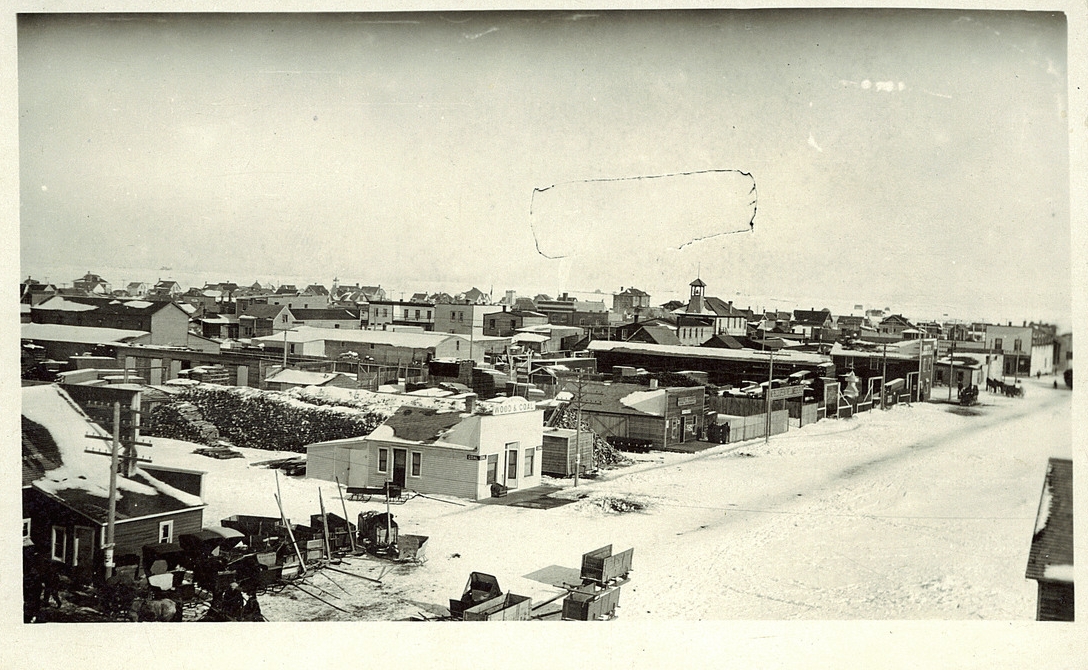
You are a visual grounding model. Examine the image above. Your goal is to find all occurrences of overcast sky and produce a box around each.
[18,10,1070,326]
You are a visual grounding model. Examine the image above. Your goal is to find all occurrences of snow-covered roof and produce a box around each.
[255,326,465,350]
[619,389,668,416]
[588,340,832,366]
[22,322,150,344]
[265,369,350,386]
[21,385,204,522]
[35,296,97,312]
[1026,458,1073,583]
[512,333,550,343]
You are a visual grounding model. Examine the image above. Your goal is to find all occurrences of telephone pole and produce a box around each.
[765,349,775,444]
[566,370,601,487]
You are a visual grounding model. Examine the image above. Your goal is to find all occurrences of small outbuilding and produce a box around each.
[1026,457,1073,621]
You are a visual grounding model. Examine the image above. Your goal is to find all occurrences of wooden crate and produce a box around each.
[580,545,634,584]
[463,593,532,621]
[562,585,621,621]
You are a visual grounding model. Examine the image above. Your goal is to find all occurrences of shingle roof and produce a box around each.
[382,406,466,442]
[1026,458,1074,582]
[238,304,288,319]
[628,325,682,346]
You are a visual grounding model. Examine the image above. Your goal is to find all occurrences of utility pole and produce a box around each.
[882,342,888,410]
[566,370,601,487]
[104,402,120,580]
[948,339,956,402]
[765,348,774,444]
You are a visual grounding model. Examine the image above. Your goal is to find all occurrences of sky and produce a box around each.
[17,10,1071,327]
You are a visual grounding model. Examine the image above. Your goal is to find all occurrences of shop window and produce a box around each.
[378,448,389,473]
[524,450,534,477]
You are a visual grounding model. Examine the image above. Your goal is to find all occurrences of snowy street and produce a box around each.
[146,377,1070,621]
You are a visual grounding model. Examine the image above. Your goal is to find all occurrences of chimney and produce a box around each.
[465,393,477,413]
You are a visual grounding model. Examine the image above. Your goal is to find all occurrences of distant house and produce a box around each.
[368,300,436,331]
[792,309,835,342]
[836,315,866,339]
[276,284,299,295]
[1026,458,1073,621]
[149,280,182,299]
[612,287,651,316]
[615,316,676,342]
[125,282,149,298]
[482,309,549,337]
[304,284,329,296]
[626,324,683,346]
[237,303,293,338]
[22,384,206,584]
[20,277,58,306]
[875,314,918,340]
[73,272,111,295]
[30,295,190,346]
[700,333,745,349]
[306,396,543,500]
[458,287,492,304]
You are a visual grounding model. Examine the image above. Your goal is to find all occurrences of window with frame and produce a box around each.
[411,452,422,477]
[23,518,31,541]
[378,448,389,473]
[159,520,174,544]
[524,449,534,477]
[403,309,409,320]
[994,337,1003,350]
[1014,339,1022,352]
[415,309,421,319]
[426,310,432,319]
[51,525,66,562]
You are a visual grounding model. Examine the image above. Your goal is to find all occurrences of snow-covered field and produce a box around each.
[144,377,1070,621]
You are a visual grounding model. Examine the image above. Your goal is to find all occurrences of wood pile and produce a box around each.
[143,401,221,445]
[164,384,385,453]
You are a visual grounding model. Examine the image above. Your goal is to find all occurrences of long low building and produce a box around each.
[253,326,482,365]
[586,340,835,388]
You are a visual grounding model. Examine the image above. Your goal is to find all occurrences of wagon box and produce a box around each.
[462,592,532,621]
[580,545,634,584]
[562,584,622,621]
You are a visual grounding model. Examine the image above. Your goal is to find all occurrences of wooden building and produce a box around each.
[22,384,206,584]
[558,379,706,450]
[1026,457,1073,621]
[307,395,544,501]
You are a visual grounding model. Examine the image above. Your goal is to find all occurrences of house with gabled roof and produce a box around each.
[875,314,918,340]
[149,279,182,299]
[306,395,543,500]
[304,284,329,296]
[1026,457,1073,621]
[626,324,683,346]
[612,287,651,316]
[458,287,492,304]
[22,384,206,585]
[72,272,111,295]
[792,308,835,342]
[237,303,293,338]
[30,295,190,346]
[21,277,58,305]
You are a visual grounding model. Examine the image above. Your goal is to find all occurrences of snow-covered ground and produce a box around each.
[144,376,1070,621]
